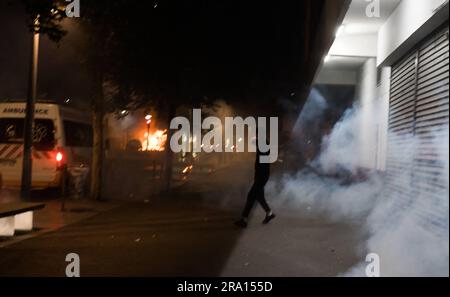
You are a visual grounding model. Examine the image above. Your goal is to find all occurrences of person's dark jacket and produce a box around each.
[254,149,270,186]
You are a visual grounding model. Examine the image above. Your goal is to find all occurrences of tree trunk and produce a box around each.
[90,72,104,201]
[164,103,176,192]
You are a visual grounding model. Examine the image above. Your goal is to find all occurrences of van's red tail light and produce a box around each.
[55,148,65,169]
[56,152,63,162]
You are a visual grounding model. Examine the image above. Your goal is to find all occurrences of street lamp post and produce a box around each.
[21,16,40,200]
[145,114,152,151]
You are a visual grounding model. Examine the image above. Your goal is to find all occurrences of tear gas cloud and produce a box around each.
[293,88,328,132]
[268,93,449,276]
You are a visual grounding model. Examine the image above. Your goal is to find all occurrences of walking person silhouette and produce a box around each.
[235,142,276,228]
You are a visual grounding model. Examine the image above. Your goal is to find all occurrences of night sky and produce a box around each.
[0,1,323,116]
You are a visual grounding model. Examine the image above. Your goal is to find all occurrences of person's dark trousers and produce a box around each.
[242,180,271,218]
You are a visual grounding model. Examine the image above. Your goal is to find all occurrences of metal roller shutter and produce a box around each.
[385,49,417,205]
[386,26,449,234]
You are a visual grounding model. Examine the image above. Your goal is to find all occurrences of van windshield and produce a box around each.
[0,118,56,150]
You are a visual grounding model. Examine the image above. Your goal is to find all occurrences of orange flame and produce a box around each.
[182,165,193,174]
[142,129,167,151]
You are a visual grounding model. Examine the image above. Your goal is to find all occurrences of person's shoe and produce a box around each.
[234,218,248,228]
[262,213,276,224]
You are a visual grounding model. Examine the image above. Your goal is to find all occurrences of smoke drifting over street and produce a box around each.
[293,88,328,133]
[268,100,449,276]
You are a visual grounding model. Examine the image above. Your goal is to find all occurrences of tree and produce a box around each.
[22,0,67,42]
[20,0,133,200]
[20,0,342,197]
[74,0,139,200]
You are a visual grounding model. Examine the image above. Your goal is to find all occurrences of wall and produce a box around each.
[356,58,378,169]
[377,0,449,66]
[315,69,359,85]
[375,0,449,171]
[329,33,378,57]
[375,67,391,171]
[354,59,390,172]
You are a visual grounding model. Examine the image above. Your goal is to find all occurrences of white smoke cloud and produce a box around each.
[313,108,362,174]
[293,88,328,132]
[268,171,382,221]
[268,104,449,277]
[356,127,449,277]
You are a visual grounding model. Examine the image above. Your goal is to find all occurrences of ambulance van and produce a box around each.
[0,101,92,191]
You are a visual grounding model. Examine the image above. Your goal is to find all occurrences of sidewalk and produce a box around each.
[0,161,365,276]
[0,189,122,248]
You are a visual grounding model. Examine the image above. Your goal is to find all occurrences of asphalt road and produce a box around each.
[0,162,365,277]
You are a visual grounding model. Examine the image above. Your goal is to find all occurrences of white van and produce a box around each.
[0,102,92,190]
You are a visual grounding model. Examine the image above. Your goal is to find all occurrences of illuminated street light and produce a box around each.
[145,114,152,151]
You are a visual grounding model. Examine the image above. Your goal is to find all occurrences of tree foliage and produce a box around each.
[21,0,67,42]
